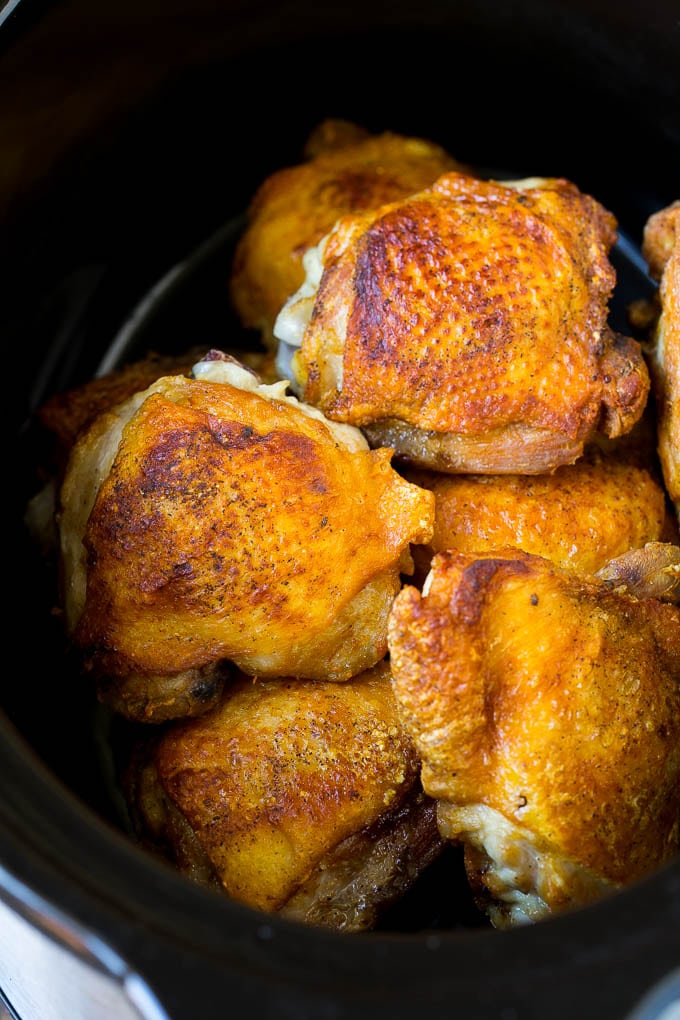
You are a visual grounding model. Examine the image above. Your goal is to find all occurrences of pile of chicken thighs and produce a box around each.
[33,120,680,932]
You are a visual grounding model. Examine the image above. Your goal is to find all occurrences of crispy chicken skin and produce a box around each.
[387,549,680,927]
[277,172,650,474]
[36,350,203,476]
[26,351,210,562]
[35,347,280,478]
[229,119,464,349]
[403,441,672,585]
[58,353,433,722]
[642,200,680,518]
[122,661,445,930]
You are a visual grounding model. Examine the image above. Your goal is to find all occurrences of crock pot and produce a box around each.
[4,1,680,1017]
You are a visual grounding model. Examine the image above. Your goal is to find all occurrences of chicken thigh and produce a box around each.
[642,200,680,521]
[122,660,445,930]
[387,548,680,927]
[229,119,464,349]
[58,351,433,721]
[403,439,673,586]
[276,172,650,474]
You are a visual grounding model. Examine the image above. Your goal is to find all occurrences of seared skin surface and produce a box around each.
[229,120,463,348]
[124,661,444,928]
[59,366,433,721]
[291,172,649,473]
[404,441,671,584]
[387,549,680,924]
[643,200,680,518]
[37,351,200,471]
[35,347,280,488]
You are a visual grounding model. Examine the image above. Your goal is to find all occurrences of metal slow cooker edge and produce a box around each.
[4,0,680,1017]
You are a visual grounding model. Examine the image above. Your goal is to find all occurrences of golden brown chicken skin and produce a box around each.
[58,354,434,722]
[35,347,280,479]
[387,548,680,927]
[122,660,445,930]
[278,172,650,474]
[229,120,464,349]
[27,348,282,563]
[403,441,672,585]
[36,351,202,474]
[642,200,680,519]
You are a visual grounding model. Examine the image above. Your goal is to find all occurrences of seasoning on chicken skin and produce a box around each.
[35,347,280,478]
[122,660,445,930]
[642,200,680,521]
[58,351,434,722]
[229,119,465,349]
[387,548,680,927]
[276,172,650,474]
[26,346,281,561]
[36,350,203,475]
[403,440,673,586]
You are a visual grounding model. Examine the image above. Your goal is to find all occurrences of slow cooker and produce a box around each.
[4,0,680,1017]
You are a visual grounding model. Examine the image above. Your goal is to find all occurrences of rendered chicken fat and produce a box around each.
[275,237,329,387]
[193,350,363,449]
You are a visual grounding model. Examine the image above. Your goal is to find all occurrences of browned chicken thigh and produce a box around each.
[58,351,433,722]
[229,119,464,349]
[642,200,680,520]
[403,439,673,585]
[122,660,445,930]
[277,172,650,474]
[387,548,680,927]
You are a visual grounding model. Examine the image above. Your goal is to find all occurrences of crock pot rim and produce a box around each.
[1,704,679,994]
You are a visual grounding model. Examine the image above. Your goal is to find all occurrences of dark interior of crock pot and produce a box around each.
[4,0,680,1014]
